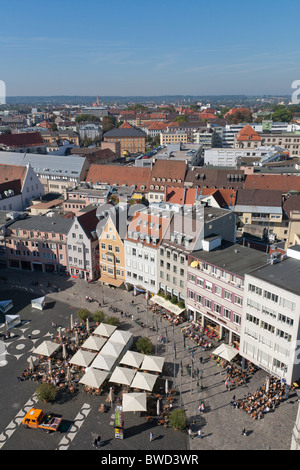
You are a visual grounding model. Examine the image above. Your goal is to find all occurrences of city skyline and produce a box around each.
[1,0,300,97]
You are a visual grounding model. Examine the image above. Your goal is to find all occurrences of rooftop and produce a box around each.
[249,256,300,297]
[190,242,269,278]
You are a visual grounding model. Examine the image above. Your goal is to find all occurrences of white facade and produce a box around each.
[204,146,285,167]
[240,256,300,386]
[66,217,98,280]
[125,239,158,294]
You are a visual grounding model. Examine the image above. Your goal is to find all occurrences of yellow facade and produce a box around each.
[98,216,125,287]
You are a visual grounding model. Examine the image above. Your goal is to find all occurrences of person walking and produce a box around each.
[150,432,154,442]
[188,427,193,439]
[242,427,247,436]
[197,429,202,439]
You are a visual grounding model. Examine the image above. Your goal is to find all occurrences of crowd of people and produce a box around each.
[181,324,215,350]
[17,320,93,395]
[233,376,286,420]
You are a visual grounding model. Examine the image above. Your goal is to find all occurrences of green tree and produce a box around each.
[104,316,119,326]
[35,383,57,403]
[136,337,152,355]
[169,409,187,431]
[272,106,292,123]
[93,310,106,324]
[76,308,91,322]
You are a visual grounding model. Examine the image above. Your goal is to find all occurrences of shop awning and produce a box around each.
[150,295,185,315]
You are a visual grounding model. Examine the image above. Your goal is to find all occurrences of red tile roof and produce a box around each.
[0,132,45,148]
[0,164,27,185]
[119,121,133,129]
[86,164,151,192]
[244,174,300,192]
[165,187,197,205]
[126,210,171,247]
[236,124,261,142]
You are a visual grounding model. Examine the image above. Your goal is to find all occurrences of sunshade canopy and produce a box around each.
[109,329,133,345]
[140,355,165,373]
[91,353,117,371]
[119,350,145,369]
[33,340,60,357]
[79,368,109,388]
[31,297,45,310]
[81,335,107,351]
[109,366,136,386]
[69,349,97,367]
[100,340,125,358]
[93,323,117,338]
[122,392,147,412]
[150,294,185,315]
[212,343,239,362]
[130,371,158,392]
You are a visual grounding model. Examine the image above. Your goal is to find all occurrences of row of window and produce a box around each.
[246,313,292,342]
[187,289,241,325]
[188,275,243,306]
[248,283,296,311]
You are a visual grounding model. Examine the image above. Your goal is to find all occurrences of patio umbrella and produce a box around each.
[28,356,35,370]
[108,387,114,404]
[62,344,67,360]
[75,331,79,346]
[157,398,160,416]
[141,355,165,373]
[81,335,106,352]
[70,314,74,329]
[86,318,90,334]
[69,349,97,368]
[266,377,270,393]
[48,359,52,373]
[58,327,62,341]
[165,379,169,395]
[109,366,136,386]
[33,340,60,357]
[93,323,117,338]
[212,344,238,362]
[119,350,145,369]
[130,372,158,392]
[66,367,71,382]
[91,354,117,371]
[79,368,109,389]
[122,392,147,413]
[109,329,133,346]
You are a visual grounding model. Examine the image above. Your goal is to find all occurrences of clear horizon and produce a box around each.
[1,0,300,97]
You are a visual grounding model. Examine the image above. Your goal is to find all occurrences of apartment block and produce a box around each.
[240,246,300,386]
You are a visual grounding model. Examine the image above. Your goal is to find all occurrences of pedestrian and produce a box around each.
[197,429,202,439]
[242,427,247,436]
[200,356,203,364]
[188,427,193,439]
[93,438,98,447]
[96,435,101,447]
[150,432,154,442]
[131,314,134,321]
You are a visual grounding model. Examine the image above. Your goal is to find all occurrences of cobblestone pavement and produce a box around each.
[1,269,298,450]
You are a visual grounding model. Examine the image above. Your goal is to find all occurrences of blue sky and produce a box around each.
[1,0,300,96]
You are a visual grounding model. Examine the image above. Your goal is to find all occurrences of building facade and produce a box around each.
[240,248,300,386]
[186,242,269,345]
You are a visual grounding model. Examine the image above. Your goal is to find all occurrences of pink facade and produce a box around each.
[5,226,69,273]
[186,255,244,344]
